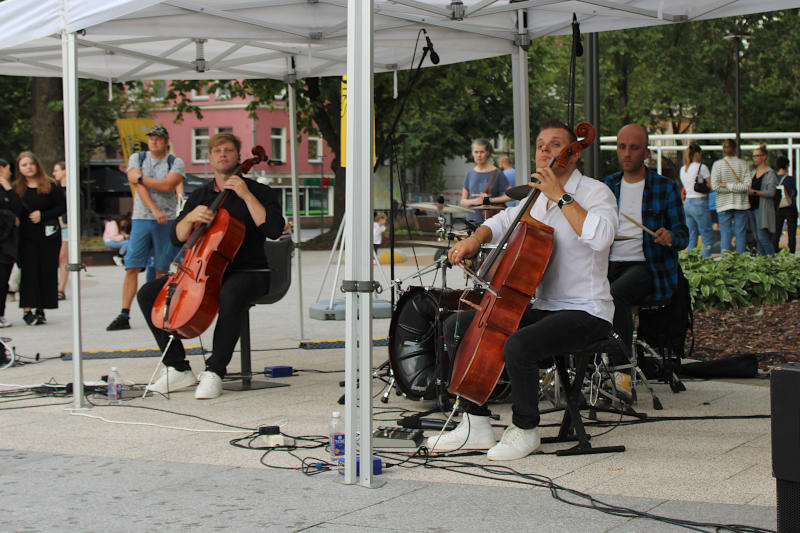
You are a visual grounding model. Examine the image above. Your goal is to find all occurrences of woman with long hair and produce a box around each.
[15,152,65,325]
[679,143,713,257]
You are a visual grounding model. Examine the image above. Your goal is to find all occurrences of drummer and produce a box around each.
[429,119,618,461]
[460,138,513,224]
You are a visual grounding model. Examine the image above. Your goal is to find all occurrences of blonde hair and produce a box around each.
[14,151,53,195]
[683,143,702,170]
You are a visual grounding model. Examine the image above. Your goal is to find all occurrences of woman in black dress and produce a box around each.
[14,152,65,325]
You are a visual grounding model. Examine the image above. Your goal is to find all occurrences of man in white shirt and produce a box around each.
[428,119,618,461]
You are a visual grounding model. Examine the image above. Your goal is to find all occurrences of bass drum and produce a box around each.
[388,286,510,402]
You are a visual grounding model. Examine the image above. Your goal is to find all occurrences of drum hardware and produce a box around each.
[408,201,474,216]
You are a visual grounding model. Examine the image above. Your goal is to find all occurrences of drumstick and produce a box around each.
[620,213,671,247]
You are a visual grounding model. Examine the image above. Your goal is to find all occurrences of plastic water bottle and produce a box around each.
[329,411,345,459]
[107,367,122,405]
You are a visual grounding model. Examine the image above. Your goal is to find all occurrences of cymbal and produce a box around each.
[506,184,534,201]
[403,240,451,249]
[475,205,505,211]
[407,202,473,215]
[614,235,636,241]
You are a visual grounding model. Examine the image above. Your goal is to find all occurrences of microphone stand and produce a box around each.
[376,42,433,308]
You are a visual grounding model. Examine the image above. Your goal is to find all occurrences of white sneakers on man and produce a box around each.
[147,367,197,394]
[486,425,541,461]
[425,413,496,452]
[195,371,223,399]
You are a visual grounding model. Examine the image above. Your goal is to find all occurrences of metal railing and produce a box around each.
[600,132,800,177]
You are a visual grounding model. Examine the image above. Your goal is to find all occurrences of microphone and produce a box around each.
[422,30,440,65]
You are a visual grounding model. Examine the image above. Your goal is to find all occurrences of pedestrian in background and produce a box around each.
[0,159,22,327]
[747,145,777,256]
[14,151,65,325]
[53,161,69,300]
[680,143,713,257]
[773,155,797,254]
[710,139,750,253]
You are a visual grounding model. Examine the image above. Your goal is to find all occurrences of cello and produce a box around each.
[448,123,596,405]
[151,146,271,339]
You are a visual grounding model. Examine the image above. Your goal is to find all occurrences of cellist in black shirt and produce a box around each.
[137,132,285,399]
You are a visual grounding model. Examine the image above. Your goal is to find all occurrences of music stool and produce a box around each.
[631,299,685,393]
[224,237,293,392]
[540,335,627,457]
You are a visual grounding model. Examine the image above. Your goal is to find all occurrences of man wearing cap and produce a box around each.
[107,125,185,331]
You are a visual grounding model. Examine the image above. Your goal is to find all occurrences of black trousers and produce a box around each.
[444,307,611,429]
[0,262,12,317]
[137,270,269,378]
[773,206,798,254]
[608,261,653,365]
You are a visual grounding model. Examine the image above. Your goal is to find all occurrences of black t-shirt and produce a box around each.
[171,178,285,271]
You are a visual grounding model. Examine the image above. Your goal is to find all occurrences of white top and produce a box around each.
[482,169,617,323]
[610,178,646,262]
[680,162,711,199]
[373,222,385,245]
[710,156,751,212]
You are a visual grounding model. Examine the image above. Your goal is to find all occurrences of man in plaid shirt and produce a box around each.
[604,124,688,394]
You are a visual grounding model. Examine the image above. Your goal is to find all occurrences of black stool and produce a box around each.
[632,299,686,393]
[540,335,628,457]
[224,236,293,391]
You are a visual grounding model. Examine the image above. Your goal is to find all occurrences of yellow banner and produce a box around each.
[339,76,375,168]
[116,118,155,196]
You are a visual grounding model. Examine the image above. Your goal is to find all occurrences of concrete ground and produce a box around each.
[0,247,778,532]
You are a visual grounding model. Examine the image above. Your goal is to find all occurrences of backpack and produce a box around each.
[138,150,176,172]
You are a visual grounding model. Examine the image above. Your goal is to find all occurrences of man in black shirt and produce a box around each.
[137,132,285,399]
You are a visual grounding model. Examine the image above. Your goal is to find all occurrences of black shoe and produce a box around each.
[23,311,35,325]
[106,314,130,331]
[34,310,46,325]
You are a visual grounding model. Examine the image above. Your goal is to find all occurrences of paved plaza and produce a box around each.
[0,246,778,532]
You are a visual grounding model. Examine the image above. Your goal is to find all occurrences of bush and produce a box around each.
[680,249,800,311]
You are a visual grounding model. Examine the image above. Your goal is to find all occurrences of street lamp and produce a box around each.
[723,30,751,157]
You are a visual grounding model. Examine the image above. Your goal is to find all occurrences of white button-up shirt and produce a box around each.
[482,169,618,323]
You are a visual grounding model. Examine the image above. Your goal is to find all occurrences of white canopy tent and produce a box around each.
[0,0,797,486]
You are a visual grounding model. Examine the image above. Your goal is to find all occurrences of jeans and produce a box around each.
[104,239,129,257]
[444,307,611,429]
[747,209,775,256]
[718,209,748,253]
[684,198,713,258]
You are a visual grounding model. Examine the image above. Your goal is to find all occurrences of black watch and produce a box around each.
[557,193,574,209]
[137,176,143,184]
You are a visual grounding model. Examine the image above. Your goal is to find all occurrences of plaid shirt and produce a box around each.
[604,168,688,304]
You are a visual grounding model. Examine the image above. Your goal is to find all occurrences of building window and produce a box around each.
[308,136,323,163]
[217,126,233,134]
[215,84,233,101]
[150,80,167,101]
[193,127,210,163]
[271,127,286,163]
[283,188,307,216]
[191,86,210,101]
[308,187,329,215]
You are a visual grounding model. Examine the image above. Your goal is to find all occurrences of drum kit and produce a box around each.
[383,200,510,409]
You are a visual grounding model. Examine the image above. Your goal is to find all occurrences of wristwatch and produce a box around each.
[137,176,144,184]
[557,193,574,209]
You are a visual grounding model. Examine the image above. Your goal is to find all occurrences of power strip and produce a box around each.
[372,426,423,448]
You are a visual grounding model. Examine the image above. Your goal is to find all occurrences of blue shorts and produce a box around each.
[61,227,69,241]
[125,219,178,272]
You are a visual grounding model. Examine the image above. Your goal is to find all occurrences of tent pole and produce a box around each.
[583,33,600,178]
[512,8,530,184]
[62,31,86,409]
[344,0,377,488]
[286,60,305,341]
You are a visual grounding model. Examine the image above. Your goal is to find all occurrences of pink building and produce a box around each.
[151,85,336,226]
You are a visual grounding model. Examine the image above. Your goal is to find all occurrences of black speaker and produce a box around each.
[771,363,800,532]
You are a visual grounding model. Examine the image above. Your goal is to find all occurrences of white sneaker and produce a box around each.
[146,367,197,394]
[195,371,223,399]
[0,316,11,328]
[112,255,124,267]
[487,425,541,461]
[425,413,496,452]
